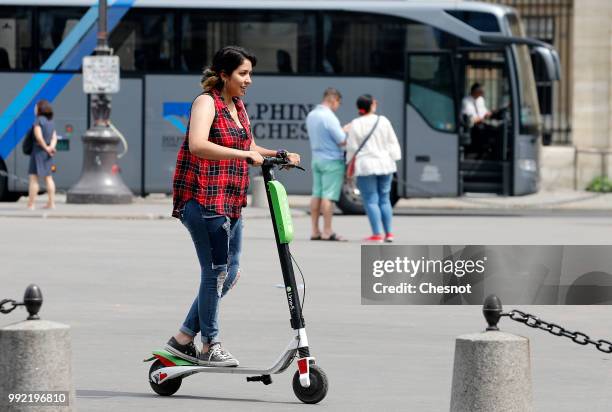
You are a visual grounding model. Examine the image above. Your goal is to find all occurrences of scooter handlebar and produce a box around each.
[246,156,305,171]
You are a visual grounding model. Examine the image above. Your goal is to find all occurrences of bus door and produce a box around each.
[404,52,458,197]
[456,49,512,195]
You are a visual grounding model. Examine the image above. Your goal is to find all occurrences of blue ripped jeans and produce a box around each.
[179,199,242,344]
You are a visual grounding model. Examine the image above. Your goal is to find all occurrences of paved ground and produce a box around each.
[2,212,612,411]
[1,189,612,220]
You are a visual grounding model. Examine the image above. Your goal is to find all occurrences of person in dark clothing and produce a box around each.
[27,99,57,209]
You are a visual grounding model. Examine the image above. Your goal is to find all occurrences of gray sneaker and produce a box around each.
[198,342,239,367]
[164,337,199,364]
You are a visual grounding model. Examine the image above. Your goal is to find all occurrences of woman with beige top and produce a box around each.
[346,94,401,242]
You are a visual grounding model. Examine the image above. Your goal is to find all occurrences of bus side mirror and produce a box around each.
[531,46,561,82]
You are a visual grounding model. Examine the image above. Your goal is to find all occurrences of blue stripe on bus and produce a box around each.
[0,74,73,159]
[163,103,190,133]
[61,4,133,70]
[0,5,96,135]
[0,73,51,141]
[0,0,135,160]
[111,0,135,6]
[163,116,188,135]
[40,7,99,71]
[163,102,191,117]
[0,5,98,150]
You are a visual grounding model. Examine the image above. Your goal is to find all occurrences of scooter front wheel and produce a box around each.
[292,365,328,404]
[149,359,182,396]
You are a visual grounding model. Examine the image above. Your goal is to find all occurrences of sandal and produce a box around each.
[322,233,347,242]
[310,235,322,240]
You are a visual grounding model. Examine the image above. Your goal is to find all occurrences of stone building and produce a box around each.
[483,0,612,190]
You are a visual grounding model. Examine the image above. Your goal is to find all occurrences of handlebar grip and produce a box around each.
[246,156,304,171]
[246,156,276,165]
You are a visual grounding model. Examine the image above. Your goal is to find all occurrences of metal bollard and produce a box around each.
[449,295,533,412]
[482,294,503,331]
[0,285,76,411]
[0,284,42,319]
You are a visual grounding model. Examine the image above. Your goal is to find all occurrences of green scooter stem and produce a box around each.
[261,163,305,331]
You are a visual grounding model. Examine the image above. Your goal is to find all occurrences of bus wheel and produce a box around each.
[0,159,20,202]
[337,176,400,215]
[337,178,364,215]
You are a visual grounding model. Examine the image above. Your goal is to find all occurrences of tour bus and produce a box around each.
[0,0,560,212]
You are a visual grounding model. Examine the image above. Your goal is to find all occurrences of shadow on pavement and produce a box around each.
[76,389,300,405]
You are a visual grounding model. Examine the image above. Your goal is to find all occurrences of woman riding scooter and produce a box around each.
[165,45,300,366]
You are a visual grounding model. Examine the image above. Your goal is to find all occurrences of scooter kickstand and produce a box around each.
[246,375,273,385]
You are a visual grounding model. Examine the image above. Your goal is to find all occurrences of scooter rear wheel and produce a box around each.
[292,365,328,404]
[149,359,182,396]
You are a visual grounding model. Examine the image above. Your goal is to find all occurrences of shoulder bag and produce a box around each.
[345,116,380,179]
[22,126,34,156]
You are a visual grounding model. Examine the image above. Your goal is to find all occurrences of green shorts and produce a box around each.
[311,159,345,201]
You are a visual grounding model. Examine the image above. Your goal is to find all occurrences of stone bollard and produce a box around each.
[449,331,533,412]
[251,175,269,208]
[0,286,75,411]
[450,295,533,412]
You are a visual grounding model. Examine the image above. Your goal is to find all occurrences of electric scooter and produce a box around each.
[144,156,328,404]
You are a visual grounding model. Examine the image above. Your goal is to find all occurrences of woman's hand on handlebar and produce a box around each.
[244,150,264,166]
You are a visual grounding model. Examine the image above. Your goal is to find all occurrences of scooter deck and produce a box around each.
[158,365,280,375]
[147,348,297,376]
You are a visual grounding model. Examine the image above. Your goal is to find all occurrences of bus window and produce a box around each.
[110,20,137,71]
[406,24,441,51]
[189,11,315,74]
[109,9,176,71]
[405,21,459,53]
[0,7,32,70]
[407,54,456,132]
[323,12,405,76]
[38,7,86,67]
[445,11,501,33]
[506,13,541,134]
[463,52,510,112]
[180,12,207,72]
[207,21,298,73]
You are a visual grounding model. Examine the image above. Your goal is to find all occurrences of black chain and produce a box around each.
[0,299,21,314]
[502,309,612,354]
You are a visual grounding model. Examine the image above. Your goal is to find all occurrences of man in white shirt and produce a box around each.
[461,83,492,125]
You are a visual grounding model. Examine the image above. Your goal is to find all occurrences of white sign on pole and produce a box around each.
[82,55,120,94]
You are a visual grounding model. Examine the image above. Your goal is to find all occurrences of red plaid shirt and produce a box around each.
[172,89,253,219]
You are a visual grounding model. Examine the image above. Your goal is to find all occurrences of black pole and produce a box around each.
[93,0,110,126]
[66,0,132,204]
[96,0,110,56]
[98,0,107,46]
